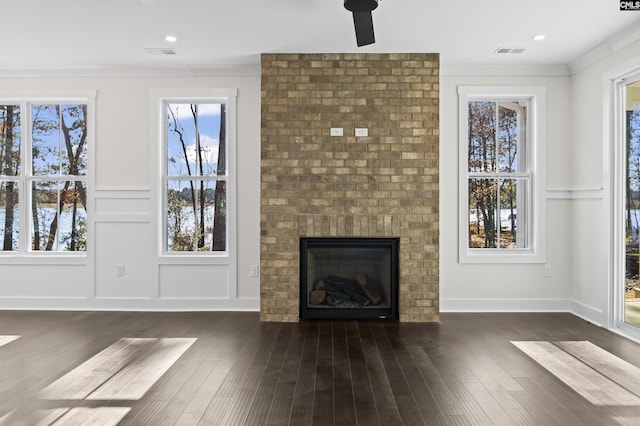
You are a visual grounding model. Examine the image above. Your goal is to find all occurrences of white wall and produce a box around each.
[0,75,261,310]
[2,44,639,321]
[439,39,640,327]
[439,72,574,312]
[570,40,640,325]
[435,40,640,325]
[0,70,579,314]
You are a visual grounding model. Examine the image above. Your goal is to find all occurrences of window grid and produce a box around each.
[466,100,529,250]
[162,100,228,254]
[0,99,89,254]
[458,86,545,263]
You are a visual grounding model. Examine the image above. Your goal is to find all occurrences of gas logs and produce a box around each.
[309,273,382,307]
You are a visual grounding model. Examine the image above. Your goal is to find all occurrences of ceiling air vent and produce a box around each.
[144,48,177,55]
[494,47,525,54]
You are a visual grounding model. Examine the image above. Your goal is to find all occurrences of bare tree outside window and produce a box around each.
[1,102,87,252]
[0,105,21,251]
[165,102,227,252]
[625,106,640,292]
[467,100,527,250]
[31,104,87,252]
[459,86,544,263]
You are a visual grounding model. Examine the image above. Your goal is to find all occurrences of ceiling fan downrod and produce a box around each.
[344,0,378,47]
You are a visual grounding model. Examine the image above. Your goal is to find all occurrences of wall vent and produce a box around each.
[494,47,525,54]
[144,48,177,55]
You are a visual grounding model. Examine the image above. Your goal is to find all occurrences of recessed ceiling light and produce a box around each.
[165,35,177,43]
[532,34,545,41]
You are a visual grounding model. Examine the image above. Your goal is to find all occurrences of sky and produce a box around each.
[166,102,222,178]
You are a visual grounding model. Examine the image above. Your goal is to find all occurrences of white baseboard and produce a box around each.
[0,297,260,312]
[0,297,604,326]
[569,300,606,327]
[440,298,571,312]
[440,298,608,327]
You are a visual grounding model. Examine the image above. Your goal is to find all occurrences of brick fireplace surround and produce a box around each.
[260,53,439,322]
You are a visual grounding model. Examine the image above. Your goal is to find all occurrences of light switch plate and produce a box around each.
[330,128,343,136]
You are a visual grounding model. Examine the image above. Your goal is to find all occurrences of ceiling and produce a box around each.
[1,0,639,75]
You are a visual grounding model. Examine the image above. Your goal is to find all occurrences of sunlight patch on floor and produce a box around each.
[1,337,195,425]
[614,416,640,426]
[512,340,640,406]
[0,336,20,348]
[39,407,131,426]
[42,337,196,400]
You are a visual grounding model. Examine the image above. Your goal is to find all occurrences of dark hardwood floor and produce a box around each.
[2,311,640,425]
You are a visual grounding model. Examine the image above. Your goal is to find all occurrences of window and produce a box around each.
[0,92,94,254]
[458,86,545,263]
[155,89,236,255]
[611,67,640,333]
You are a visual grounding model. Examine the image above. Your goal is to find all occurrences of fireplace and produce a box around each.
[300,237,399,320]
[261,53,440,322]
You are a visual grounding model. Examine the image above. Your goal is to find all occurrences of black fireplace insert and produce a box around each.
[300,237,399,320]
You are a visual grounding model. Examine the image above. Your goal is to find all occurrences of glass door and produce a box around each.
[623,78,640,328]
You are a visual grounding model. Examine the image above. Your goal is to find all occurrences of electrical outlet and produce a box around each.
[116,264,125,277]
[544,264,552,278]
[250,264,259,277]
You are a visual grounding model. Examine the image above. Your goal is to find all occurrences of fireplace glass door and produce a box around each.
[300,238,399,320]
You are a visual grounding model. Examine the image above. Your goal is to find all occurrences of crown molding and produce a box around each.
[569,19,640,74]
[441,63,570,77]
[0,64,261,78]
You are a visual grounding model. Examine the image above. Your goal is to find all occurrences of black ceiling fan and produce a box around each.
[343,0,378,47]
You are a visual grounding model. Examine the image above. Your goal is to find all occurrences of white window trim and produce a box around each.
[0,90,96,260]
[149,88,237,264]
[608,64,640,337]
[458,86,546,263]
